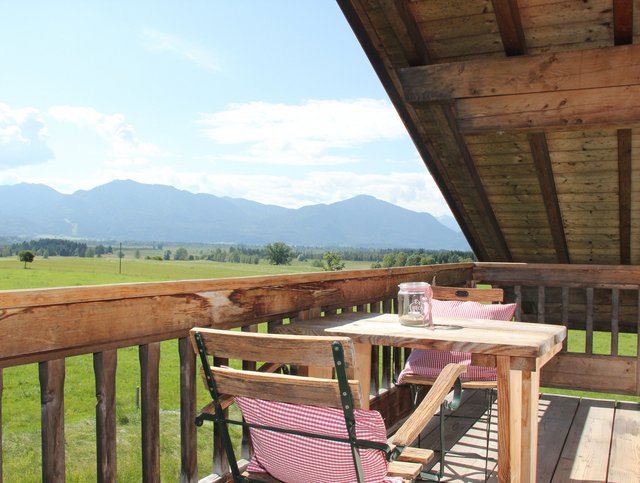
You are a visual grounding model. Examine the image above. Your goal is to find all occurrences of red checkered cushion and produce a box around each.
[397,300,517,385]
[236,396,403,483]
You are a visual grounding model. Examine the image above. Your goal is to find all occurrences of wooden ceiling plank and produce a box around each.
[385,0,432,65]
[528,133,570,263]
[400,44,640,103]
[618,129,632,265]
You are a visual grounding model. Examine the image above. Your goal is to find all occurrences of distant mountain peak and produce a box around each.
[0,181,468,249]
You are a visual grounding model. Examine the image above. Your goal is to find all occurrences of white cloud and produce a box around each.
[141,28,219,71]
[198,99,408,165]
[0,102,54,168]
[48,106,160,166]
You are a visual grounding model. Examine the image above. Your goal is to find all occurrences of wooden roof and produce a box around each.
[337,0,638,264]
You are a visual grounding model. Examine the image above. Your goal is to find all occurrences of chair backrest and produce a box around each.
[190,328,388,483]
[190,328,363,407]
[431,285,504,303]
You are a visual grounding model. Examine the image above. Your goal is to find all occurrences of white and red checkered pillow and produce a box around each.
[235,396,403,483]
[397,300,517,385]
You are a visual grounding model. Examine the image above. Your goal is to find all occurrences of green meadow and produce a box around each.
[1,255,638,481]
[0,255,332,482]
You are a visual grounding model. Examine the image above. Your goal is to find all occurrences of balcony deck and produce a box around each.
[423,390,640,482]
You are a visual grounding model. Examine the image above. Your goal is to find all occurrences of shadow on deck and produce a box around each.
[414,391,640,482]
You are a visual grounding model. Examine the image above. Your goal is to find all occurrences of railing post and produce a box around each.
[0,368,3,483]
[39,359,65,483]
[178,337,198,483]
[139,343,161,483]
[94,350,118,483]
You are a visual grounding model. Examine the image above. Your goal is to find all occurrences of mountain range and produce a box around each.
[0,180,469,250]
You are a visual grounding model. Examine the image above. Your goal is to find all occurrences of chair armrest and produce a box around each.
[391,363,466,447]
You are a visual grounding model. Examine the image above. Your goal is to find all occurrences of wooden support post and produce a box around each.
[178,338,198,483]
[94,350,117,483]
[39,358,66,483]
[139,343,161,483]
[497,355,522,482]
[521,370,540,482]
[0,368,3,483]
[212,355,229,476]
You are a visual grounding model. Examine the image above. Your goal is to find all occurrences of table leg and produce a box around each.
[354,342,372,410]
[521,370,540,482]
[496,356,522,483]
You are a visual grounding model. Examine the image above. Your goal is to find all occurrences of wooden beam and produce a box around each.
[614,0,633,46]
[618,129,632,264]
[140,343,161,483]
[528,133,570,263]
[179,338,198,483]
[492,0,526,56]
[39,359,65,483]
[386,0,432,65]
[400,44,640,102]
[94,350,117,483]
[457,85,640,133]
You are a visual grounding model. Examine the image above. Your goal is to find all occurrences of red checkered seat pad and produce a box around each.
[235,396,403,483]
[397,300,517,385]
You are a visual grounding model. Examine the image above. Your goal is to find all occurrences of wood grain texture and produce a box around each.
[608,401,640,482]
[178,337,198,483]
[401,44,640,102]
[94,350,117,483]
[551,399,614,482]
[39,359,65,483]
[0,266,473,368]
[139,343,161,483]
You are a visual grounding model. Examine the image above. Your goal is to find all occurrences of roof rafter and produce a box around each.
[614,0,633,264]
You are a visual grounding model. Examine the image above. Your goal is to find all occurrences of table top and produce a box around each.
[277,312,566,359]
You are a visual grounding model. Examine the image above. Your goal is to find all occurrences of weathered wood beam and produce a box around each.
[492,0,526,56]
[614,0,633,46]
[94,350,117,483]
[457,85,640,133]
[0,368,3,483]
[385,0,432,65]
[527,134,570,263]
[39,359,65,483]
[400,44,640,102]
[614,1,633,264]
[140,343,161,483]
[618,129,632,264]
[179,337,198,483]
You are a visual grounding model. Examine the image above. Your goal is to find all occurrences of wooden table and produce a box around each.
[276,312,566,483]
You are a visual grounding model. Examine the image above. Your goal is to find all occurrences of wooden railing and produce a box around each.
[0,264,471,482]
[1,262,638,482]
[474,262,640,396]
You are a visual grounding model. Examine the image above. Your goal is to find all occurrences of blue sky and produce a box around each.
[0,1,452,216]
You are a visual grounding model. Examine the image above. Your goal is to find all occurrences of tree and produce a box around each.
[19,250,35,269]
[163,250,172,261]
[322,251,345,271]
[174,247,189,261]
[134,249,141,259]
[265,242,293,265]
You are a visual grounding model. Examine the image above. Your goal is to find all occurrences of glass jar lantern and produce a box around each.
[397,282,433,328]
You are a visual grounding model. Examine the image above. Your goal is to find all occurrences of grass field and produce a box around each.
[1,255,638,481]
[1,254,374,481]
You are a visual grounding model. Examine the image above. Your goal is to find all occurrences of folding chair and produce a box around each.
[191,328,466,483]
[397,286,517,480]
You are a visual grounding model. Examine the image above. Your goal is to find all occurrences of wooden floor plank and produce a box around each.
[550,398,615,483]
[535,394,580,483]
[608,401,640,483]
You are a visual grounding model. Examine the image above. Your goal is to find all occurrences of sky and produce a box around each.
[0,1,452,217]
